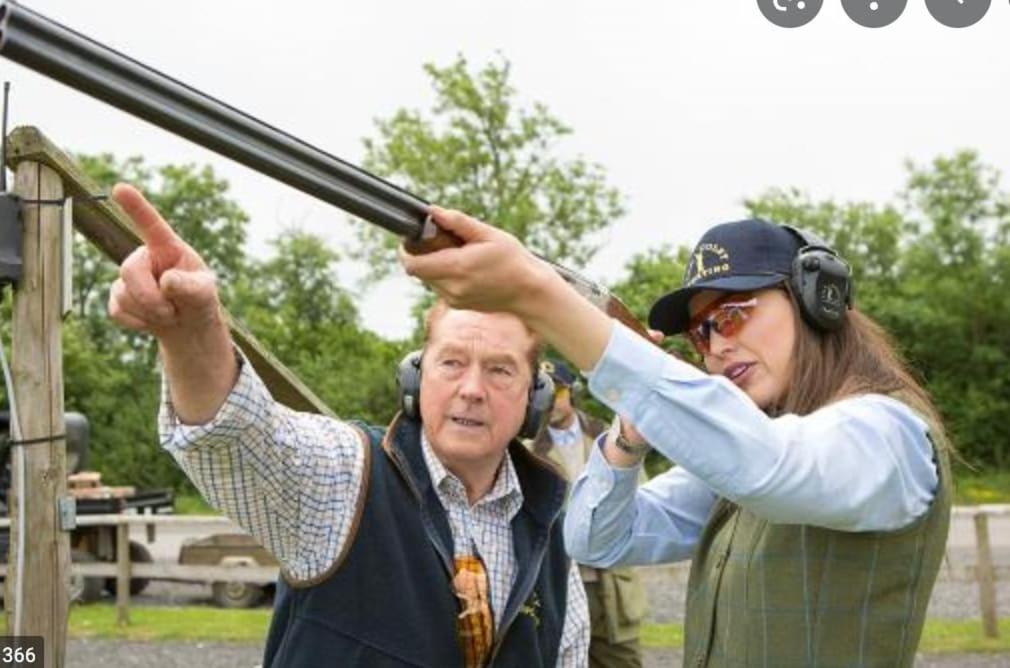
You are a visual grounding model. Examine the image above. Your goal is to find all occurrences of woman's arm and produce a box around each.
[565,439,717,567]
[587,323,939,532]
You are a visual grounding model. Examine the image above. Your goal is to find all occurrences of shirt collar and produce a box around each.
[547,415,583,446]
[420,432,524,515]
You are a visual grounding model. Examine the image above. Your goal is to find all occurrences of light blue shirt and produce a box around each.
[564,322,939,568]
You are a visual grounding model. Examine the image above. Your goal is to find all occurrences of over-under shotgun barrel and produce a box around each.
[0,0,429,238]
[0,1,655,339]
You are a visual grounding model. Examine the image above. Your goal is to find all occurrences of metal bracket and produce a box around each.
[57,495,77,531]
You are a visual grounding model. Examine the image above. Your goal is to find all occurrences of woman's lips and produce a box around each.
[723,362,754,385]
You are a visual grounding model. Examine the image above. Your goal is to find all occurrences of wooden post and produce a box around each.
[5,161,70,666]
[115,522,130,626]
[974,512,999,638]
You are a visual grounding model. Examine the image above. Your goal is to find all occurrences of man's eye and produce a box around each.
[441,359,462,368]
[490,365,513,376]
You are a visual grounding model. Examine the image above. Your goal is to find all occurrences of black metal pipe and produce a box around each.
[0,1,429,238]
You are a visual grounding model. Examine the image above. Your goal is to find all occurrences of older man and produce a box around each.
[107,184,588,668]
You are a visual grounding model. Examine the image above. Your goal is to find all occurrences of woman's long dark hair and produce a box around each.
[775,285,951,451]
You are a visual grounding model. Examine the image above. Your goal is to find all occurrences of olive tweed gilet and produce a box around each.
[683,406,952,668]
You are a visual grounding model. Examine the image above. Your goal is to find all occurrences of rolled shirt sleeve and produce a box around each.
[159,349,366,581]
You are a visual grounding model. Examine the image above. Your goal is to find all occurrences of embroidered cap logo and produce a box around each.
[685,243,732,287]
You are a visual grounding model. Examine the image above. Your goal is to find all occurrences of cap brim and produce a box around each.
[647,274,787,334]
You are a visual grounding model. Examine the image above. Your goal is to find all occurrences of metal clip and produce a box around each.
[58,495,77,530]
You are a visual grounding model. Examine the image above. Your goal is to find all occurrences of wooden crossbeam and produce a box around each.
[3,126,335,417]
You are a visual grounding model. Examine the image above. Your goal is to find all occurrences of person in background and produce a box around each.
[531,359,646,668]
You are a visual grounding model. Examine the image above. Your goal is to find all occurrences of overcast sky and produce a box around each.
[3,1,1009,339]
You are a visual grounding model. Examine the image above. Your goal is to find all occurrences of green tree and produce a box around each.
[897,151,1010,469]
[56,154,252,487]
[608,245,690,323]
[61,319,179,489]
[744,150,1010,469]
[234,230,358,346]
[233,230,406,425]
[354,55,625,283]
[744,191,906,315]
[75,154,249,314]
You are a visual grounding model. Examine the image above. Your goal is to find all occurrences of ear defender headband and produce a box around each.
[539,359,584,398]
[781,225,852,331]
[396,351,556,441]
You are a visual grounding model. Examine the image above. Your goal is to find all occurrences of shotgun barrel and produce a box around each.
[0,0,428,239]
[0,1,656,339]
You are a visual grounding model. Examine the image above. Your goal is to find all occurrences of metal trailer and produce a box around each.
[0,411,175,602]
[177,532,278,608]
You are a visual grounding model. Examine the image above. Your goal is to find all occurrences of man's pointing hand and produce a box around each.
[108,183,221,339]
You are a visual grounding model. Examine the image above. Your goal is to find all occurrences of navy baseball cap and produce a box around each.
[648,219,802,335]
[540,358,577,387]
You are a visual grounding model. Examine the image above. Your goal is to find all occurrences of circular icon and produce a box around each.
[841,0,908,27]
[756,0,824,28]
[925,0,991,27]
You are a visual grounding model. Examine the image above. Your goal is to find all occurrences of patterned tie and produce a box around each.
[453,554,494,667]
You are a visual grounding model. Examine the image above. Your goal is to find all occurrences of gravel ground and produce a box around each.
[63,566,1008,666]
[639,564,1010,622]
[65,640,1010,667]
[66,639,263,668]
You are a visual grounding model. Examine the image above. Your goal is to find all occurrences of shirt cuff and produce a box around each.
[580,433,642,510]
[159,347,271,452]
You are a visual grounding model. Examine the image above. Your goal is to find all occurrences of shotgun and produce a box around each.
[0,0,651,338]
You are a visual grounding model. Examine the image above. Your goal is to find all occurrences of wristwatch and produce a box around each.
[613,422,651,458]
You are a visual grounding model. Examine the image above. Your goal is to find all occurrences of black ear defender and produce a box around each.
[396,351,555,440]
[396,351,425,420]
[781,225,852,331]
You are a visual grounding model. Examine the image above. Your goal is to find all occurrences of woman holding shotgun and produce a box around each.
[401,210,951,668]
